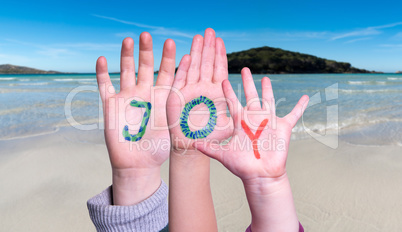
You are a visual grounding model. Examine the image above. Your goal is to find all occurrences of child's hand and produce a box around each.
[167,28,232,151]
[167,28,229,232]
[96,33,175,205]
[194,67,309,181]
[194,68,309,232]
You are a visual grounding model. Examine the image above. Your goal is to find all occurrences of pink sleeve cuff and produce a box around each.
[245,222,304,232]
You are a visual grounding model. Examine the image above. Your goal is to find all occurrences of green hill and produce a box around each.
[227,46,377,74]
[0,64,61,74]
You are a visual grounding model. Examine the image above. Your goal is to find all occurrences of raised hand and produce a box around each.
[167,28,232,151]
[194,67,309,232]
[167,28,230,232]
[96,32,175,205]
[194,67,309,181]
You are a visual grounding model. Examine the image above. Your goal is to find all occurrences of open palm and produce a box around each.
[194,68,309,181]
[167,28,232,150]
[96,33,175,171]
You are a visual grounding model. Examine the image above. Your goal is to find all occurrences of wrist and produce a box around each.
[169,148,211,187]
[242,173,299,232]
[242,172,290,196]
[170,147,210,165]
[112,167,161,206]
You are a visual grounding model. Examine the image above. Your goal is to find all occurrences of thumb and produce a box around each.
[192,141,227,163]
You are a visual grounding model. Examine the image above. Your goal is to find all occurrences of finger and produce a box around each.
[222,79,243,127]
[172,54,191,90]
[193,141,227,164]
[156,39,176,87]
[213,37,228,83]
[199,28,216,82]
[137,32,154,87]
[284,95,310,127]
[96,56,115,103]
[241,68,261,110]
[186,34,203,84]
[261,76,276,117]
[120,37,136,91]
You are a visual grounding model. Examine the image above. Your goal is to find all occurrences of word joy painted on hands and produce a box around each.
[241,119,269,159]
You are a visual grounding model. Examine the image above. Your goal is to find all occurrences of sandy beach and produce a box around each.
[0,128,401,232]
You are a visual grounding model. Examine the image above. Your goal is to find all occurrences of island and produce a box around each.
[227,46,378,74]
[2,46,381,75]
[0,64,62,74]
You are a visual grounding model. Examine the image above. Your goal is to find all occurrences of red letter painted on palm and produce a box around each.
[241,119,269,159]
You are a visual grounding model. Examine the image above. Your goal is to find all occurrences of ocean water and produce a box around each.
[0,73,401,146]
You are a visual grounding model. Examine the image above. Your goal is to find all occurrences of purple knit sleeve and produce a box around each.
[299,222,304,232]
[87,180,168,232]
[245,222,304,232]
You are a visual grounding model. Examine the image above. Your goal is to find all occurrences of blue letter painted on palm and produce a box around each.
[180,96,217,139]
[122,100,151,142]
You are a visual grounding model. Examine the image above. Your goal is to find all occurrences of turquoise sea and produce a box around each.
[0,73,401,146]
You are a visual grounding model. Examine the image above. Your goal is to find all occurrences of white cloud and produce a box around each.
[92,14,194,38]
[331,28,380,40]
[92,14,160,29]
[344,37,372,44]
[373,22,402,30]
[331,22,402,40]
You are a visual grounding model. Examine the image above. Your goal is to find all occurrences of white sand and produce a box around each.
[0,128,401,231]
[288,139,402,232]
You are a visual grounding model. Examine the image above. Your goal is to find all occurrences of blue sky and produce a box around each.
[1,0,402,73]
